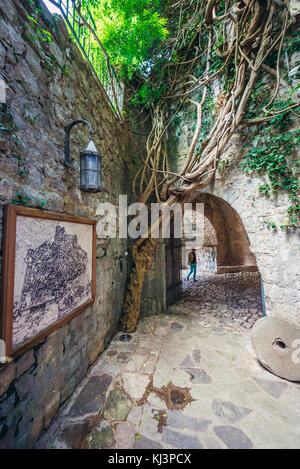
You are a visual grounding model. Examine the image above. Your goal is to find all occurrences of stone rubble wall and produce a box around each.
[0,0,132,448]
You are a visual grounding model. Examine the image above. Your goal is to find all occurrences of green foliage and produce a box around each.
[86,0,168,79]
[37,199,47,210]
[130,82,168,107]
[0,105,28,178]
[12,193,32,206]
[265,221,277,231]
[242,123,300,229]
[284,28,300,56]
[0,104,22,146]
[242,62,300,230]
[12,193,46,210]
[26,0,53,43]
[218,157,231,169]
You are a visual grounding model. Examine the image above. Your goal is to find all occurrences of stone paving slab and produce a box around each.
[68,374,113,418]
[35,273,300,449]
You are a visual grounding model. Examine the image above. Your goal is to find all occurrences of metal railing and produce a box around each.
[46,0,124,118]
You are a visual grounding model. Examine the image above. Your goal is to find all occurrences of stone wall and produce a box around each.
[0,0,132,448]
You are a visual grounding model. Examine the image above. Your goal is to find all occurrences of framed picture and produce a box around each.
[1,205,96,357]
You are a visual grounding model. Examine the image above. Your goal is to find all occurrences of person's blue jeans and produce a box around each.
[187,263,197,280]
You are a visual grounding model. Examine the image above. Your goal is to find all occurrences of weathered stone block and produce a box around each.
[67,352,82,379]
[59,420,89,449]
[68,374,113,419]
[0,425,15,449]
[121,373,150,401]
[114,421,136,449]
[134,435,162,449]
[103,386,132,422]
[0,40,6,68]
[0,21,25,55]
[61,376,76,405]
[43,391,61,429]
[26,417,43,449]
[0,392,16,418]
[0,364,15,398]
[290,0,300,16]
[14,372,34,401]
[162,428,203,449]
[74,356,89,386]
[15,350,35,378]
[85,420,115,449]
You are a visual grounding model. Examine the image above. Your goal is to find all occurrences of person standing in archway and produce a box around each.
[187,248,197,281]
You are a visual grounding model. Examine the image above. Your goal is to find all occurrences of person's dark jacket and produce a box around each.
[188,251,197,265]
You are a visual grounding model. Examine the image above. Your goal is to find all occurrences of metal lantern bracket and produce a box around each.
[64,119,96,167]
[64,119,110,194]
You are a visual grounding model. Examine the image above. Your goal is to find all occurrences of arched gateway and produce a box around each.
[141,192,264,322]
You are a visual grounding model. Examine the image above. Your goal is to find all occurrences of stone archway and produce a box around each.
[165,192,264,328]
[140,192,264,325]
[182,192,258,274]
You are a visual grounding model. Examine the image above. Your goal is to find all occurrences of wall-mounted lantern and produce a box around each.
[64,119,103,193]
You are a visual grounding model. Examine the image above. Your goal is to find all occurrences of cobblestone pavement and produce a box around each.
[36,273,300,450]
[180,270,263,329]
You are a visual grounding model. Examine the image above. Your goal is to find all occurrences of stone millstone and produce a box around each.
[251,317,300,382]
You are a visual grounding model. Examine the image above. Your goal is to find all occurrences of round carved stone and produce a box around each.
[251,316,300,382]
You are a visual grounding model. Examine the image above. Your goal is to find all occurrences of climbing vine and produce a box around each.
[26,0,54,43]
[0,104,28,179]
[242,126,300,229]
[241,47,300,230]
[242,102,300,229]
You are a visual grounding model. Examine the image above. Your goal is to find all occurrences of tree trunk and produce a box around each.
[121,237,158,332]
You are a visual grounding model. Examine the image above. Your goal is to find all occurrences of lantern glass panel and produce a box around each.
[85,154,98,170]
[86,170,98,187]
[80,152,102,192]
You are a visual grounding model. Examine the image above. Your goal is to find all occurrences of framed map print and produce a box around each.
[1,205,96,357]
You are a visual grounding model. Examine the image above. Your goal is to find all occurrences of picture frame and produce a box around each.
[1,205,96,358]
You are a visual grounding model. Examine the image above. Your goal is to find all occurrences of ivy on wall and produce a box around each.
[241,45,300,231]
[242,125,300,229]
[26,0,54,44]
